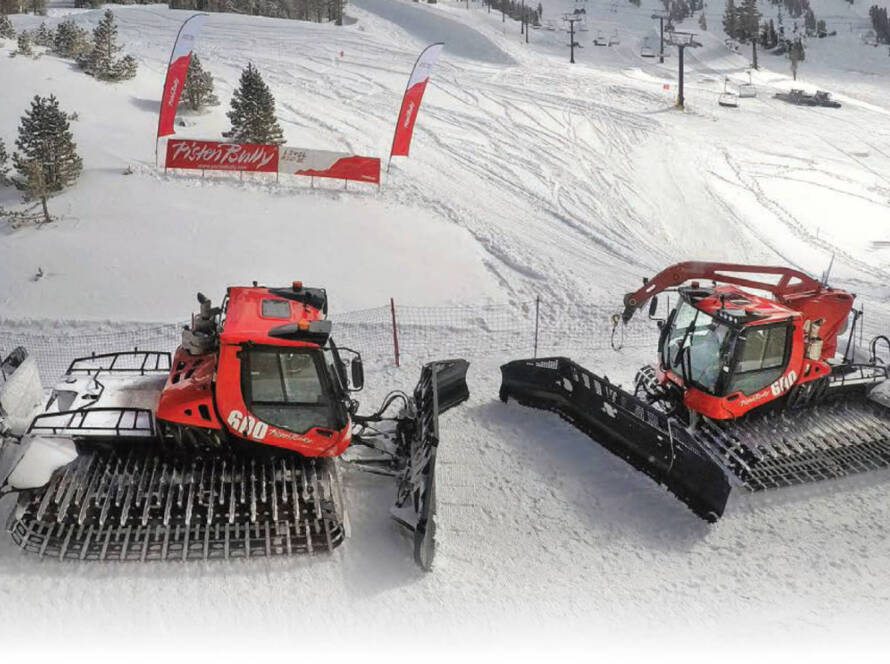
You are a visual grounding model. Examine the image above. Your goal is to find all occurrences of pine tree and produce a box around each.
[17,30,32,56]
[870,5,889,43]
[53,19,91,59]
[0,15,15,41]
[0,138,9,185]
[226,63,284,144]
[181,54,220,111]
[804,7,816,34]
[33,21,54,47]
[13,95,83,194]
[79,9,138,80]
[80,9,121,77]
[723,0,737,38]
[113,54,137,80]
[1,0,22,12]
[738,0,760,41]
[733,0,760,66]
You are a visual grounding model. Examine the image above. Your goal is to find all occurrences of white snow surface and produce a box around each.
[5,436,77,490]
[1,0,890,659]
[0,355,43,434]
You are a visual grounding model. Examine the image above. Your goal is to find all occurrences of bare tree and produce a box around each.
[788,38,804,80]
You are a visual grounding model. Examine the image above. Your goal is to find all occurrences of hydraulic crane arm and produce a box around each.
[621,261,824,323]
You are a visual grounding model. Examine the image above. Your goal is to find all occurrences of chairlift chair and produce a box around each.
[719,77,739,107]
[737,70,757,97]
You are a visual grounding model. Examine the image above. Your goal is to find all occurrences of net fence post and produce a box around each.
[390,297,400,368]
[533,295,540,358]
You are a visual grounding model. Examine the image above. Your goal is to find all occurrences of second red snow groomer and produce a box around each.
[500,262,890,521]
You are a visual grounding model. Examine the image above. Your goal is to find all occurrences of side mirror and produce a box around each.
[648,296,659,318]
[350,357,364,391]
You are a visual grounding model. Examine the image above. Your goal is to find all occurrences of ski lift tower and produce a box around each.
[563,14,583,63]
[665,30,701,109]
[651,10,668,63]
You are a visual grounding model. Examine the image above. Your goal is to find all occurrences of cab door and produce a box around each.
[725,322,792,397]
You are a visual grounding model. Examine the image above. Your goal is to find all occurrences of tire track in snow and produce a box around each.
[720,149,890,284]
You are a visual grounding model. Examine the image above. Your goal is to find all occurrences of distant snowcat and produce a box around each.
[500,262,890,520]
[774,89,841,108]
[0,283,469,569]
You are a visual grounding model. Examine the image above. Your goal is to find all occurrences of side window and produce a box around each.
[762,328,786,369]
[735,328,768,372]
[727,324,790,395]
[249,352,285,401]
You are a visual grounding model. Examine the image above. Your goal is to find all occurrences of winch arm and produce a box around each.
[620,261,824,323]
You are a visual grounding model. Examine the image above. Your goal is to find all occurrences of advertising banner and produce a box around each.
[279,147,380,184]
[165,139,279,172]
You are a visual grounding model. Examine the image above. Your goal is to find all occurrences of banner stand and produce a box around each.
[155,14,208,164]
[388,42,444,169]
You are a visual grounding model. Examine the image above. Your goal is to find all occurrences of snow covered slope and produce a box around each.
[2,1,890,658]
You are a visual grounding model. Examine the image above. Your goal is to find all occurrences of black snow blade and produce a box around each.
[430,359,470,415]
[392,359,469,571]
[499,357,732,522]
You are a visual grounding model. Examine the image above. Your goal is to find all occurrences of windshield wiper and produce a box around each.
[673,311,700,368]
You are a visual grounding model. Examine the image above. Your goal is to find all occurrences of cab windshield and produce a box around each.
[242,347,337,433]
[661,301,734,394]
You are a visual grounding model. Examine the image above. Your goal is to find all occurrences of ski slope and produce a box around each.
[2,1,890,659]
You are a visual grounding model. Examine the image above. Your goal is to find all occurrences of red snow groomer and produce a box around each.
[500,262,890,520]
[158,284,355,457]
[0,283,469,569]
